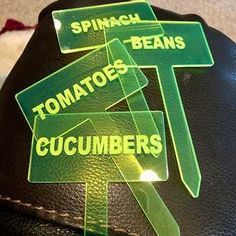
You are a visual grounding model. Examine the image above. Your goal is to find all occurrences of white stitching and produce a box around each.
[0,194,140,236]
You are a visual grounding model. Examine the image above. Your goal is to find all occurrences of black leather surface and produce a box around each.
[0,205,82,236]
[0,0,236,235]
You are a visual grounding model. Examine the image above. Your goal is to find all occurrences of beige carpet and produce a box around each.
[0,0,235,41]
[151,0,236,42]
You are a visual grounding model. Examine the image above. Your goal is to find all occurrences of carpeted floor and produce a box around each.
[0,0,235,41]
[151,0,236,42]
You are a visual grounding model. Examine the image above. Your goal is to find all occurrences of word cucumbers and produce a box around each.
[36,134,163,157]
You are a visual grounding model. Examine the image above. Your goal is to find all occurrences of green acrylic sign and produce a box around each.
[15,39,148,133]
[29,111,179,236]
[52,1,163,53]
[105,21,214,198]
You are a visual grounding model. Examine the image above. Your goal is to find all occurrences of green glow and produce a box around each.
[52,1,163,53]
[105,21,214,198]
[29,111,179,236]
[15,39,148,135]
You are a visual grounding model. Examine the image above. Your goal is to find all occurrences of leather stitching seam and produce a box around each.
[0,194,140,236]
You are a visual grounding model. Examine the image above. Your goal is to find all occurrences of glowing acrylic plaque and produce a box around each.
[105,21,214,198]
[29,111,179,236]
[15,39,149,135]
[52,1,163,53]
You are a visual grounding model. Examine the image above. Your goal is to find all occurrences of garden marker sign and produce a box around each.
[52,1,163,53]
[105,21,214,198]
